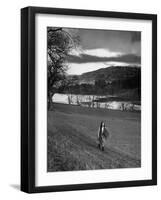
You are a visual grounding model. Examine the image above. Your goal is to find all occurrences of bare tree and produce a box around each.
[47,27,79,109]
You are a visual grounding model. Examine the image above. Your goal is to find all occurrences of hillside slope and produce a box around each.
[79,66,141,83]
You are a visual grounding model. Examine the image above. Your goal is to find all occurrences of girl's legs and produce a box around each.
[101,139,105,151]
[98,138,104,151]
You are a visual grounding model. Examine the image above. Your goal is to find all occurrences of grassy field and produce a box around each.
[47,103,141,172]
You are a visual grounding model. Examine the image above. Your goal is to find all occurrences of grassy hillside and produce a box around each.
[48,103,141,172]
[80,66,140,83]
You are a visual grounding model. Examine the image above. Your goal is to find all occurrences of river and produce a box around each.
[52,93,141,111]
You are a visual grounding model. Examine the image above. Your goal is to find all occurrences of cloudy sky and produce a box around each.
[64,28,141,75]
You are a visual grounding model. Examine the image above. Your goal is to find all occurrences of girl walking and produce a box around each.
[97,121,110,151]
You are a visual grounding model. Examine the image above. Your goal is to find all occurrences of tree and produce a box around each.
[47,27,79,109]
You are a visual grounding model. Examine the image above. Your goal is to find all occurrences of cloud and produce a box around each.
[69,48,123,58]
[67,53,141,64]
[83,48,123,58]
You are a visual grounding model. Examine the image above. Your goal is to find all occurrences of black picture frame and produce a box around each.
[21,6,157,193]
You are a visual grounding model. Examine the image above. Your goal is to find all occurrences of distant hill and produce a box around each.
[77,66,141,84]
[61,66,141,100]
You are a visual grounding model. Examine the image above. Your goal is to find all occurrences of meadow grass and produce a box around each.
[47,103,141,172]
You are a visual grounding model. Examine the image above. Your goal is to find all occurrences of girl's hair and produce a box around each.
[99,121,105,136]
[100,121,105,129]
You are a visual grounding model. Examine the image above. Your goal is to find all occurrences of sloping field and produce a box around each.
[47,103,141,172]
